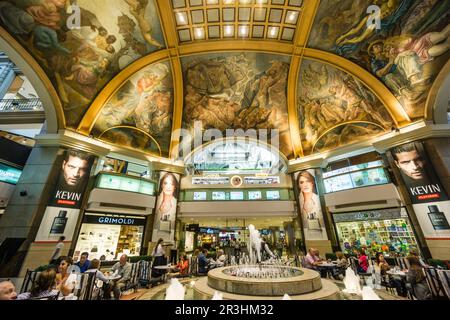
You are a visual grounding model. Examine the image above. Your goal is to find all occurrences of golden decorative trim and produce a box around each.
[98,125,162,157]
[287,55,303,158]
[293,0,320,47]
[311,120,386,152]
[0,26,65,131]
[156,0,179,49]
[178,40,294,56]
[424,59,450,124]
[303,48,411,127]
[76,51,170,134]
[168,56,184,159]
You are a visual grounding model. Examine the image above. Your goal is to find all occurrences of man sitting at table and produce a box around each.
[304,248,327,277]
[198,249,210,275]
[75,252,90,273]
[109,254,131,299]
[85,259,112,300]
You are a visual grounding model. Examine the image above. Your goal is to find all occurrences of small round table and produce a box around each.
[154,265,172,283]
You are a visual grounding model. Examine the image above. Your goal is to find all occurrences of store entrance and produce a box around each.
[181,217,294,258]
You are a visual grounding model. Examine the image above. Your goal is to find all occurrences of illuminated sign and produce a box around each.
[0,163,22,185]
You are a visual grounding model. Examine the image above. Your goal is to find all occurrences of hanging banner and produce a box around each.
[412,201,450,238]
[35,149,94,242]
[152,172,180,244]
[389,142,448,204]
[293,169,328,241]
[48,149,95,209]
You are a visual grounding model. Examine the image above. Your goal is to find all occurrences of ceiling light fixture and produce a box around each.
[239,25,249,37]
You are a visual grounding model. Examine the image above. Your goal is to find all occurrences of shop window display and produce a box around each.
[334,209,419,257]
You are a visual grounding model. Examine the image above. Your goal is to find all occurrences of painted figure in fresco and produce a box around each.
[335,0,413,56]
[0,1,35,35]
[384,24,450,87]
[368,40,406,96]
[125,0,163,48]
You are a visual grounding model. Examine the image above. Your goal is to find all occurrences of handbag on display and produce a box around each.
[160,220,171,231]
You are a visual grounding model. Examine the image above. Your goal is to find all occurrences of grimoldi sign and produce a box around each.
[83,214,146,226]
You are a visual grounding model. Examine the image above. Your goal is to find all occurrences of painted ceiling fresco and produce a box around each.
[308,0,450,119]
[1,0,448,160]
[93,61,173,157]
[181,52,293,159]
[297,60,393,155]
[0,0,165,126]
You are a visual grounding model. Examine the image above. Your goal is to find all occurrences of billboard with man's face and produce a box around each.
[48,149,95,209]
[389,142,448,204]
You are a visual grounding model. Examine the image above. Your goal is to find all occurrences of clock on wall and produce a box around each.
[230,176,243,188]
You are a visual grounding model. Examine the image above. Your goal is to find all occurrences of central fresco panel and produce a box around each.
[93,61,174,157]
[0,0,166,127]
[181,52,294,159]
[297,59,393,155]
[307,0,450,120]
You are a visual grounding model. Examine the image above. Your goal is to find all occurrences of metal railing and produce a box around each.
[0,98,43,112]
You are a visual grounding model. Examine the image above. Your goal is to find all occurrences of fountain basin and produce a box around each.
[205,266,323,296]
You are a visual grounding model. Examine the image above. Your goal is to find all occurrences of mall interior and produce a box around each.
[0,0,449,301]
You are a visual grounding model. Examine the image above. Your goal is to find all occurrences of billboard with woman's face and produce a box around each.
[152,172,180,243]
[294,170,328,241]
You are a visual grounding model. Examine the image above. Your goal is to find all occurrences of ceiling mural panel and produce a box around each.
[297,60,393,155]
[93,61,173,157]
[307,0,450,119]
[0,0,166,127]
[181,52,293,159]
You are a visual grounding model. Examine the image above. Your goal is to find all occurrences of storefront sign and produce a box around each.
[389,142,448,204]
[333,208,403,223]
[83,215,146,226]
[0,163,22,185]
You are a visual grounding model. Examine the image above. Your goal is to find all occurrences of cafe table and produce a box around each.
[154,265,173,283]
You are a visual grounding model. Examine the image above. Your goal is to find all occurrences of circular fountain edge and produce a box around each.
[207,266,323,296]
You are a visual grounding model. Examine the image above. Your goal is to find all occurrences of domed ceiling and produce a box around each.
[0,0,449,160]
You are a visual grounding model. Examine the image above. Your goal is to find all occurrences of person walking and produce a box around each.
[49,236,65,265]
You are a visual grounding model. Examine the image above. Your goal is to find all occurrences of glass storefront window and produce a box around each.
[97,173,156,195]
[323,160,389,193]
[334,209,419,257]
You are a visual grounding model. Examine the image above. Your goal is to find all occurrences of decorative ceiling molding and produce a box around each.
[424,59,450,124]
[0,26,64,133]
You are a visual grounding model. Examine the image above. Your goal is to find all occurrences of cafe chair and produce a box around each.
[424,267,447,300]
[74,272,97,300]
[30,293,59,300]
[20,270,41,294]
[437,270,450,300]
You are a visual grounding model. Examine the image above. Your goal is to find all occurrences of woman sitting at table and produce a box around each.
[170,254,189,278]
[17,269,60,300]
[56,256,76,297]
[215,250,227,268]
[406,256,431,300]
[331,252,348,280]
[85,259,112,299]
[357,249,369,273]
[374,253,407,296]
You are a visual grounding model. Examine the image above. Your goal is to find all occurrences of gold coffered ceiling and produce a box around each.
[0,0,448,162]
[171,0,303,42]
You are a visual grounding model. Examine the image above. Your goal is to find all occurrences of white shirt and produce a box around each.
[153,244,165,257]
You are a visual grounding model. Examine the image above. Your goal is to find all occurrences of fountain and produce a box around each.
[193,224,340,300]
[165,278,185,300]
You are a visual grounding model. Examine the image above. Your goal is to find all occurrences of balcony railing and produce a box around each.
[0,98,43,112]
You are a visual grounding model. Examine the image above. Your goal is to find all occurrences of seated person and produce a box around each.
[331,252,348,280]
[374,253,407,296]
[55,256,76,297]
[406,256,431,300]
[17,269,59,300]
[75,252,90,273]
[198,249,210,275]
[0,280,17,300]
[171,254,189,277]
[108,254,131,299]
[215,250,227,267]
[357,249,369,273]
[304,248,322,269]
[85,259,112,299]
